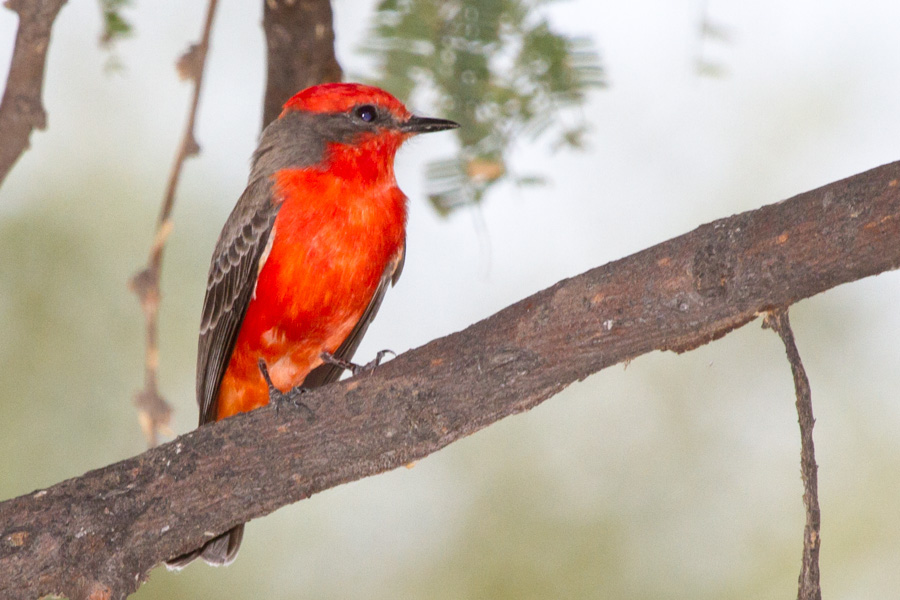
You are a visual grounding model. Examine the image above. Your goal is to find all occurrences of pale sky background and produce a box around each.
[1,1,899,598]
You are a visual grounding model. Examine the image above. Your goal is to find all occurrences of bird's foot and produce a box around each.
[320,349,395,376]
[258,359,315,422]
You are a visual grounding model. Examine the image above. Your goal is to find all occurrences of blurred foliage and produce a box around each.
[362,0,605,215]
[99,0,134,47]
[694,5,733,79]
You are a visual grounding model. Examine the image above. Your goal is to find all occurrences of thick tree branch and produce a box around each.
[261,0,342,128]
[2,161,899,599]
[0,0,67,190]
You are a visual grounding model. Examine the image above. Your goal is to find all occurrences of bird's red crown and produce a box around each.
[280,83,411,120]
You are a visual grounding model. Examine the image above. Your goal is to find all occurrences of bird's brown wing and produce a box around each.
[197,177,281,425]
[302,244,405,388]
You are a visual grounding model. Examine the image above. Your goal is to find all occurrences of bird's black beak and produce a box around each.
[400,115,460,134]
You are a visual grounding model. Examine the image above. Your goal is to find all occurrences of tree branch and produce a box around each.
[261,0,342,129]
[764,309,821,600]
[128,0,219,447]
[0,0,67,190]
[2,160,899,599]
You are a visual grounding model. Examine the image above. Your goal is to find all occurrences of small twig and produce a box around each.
[764,309,821,600]
[129,0,219,446]
[0,0,68,190]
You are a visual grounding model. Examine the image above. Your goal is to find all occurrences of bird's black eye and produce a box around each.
[354,104,377,123]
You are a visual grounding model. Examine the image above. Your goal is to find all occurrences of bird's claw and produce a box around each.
[258,359,315,422]
[320,349,395,376]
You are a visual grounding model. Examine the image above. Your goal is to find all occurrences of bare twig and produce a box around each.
[764,309,821,600]
[2,159,899,600]
[0,0,67,190]
[129,0,219,446]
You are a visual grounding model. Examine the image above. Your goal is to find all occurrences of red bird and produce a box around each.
[167,83,457,568]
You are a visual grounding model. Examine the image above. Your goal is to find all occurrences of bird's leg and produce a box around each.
[257,359,315,422]
[320,350,395,376]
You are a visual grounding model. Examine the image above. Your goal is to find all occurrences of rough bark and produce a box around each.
[261,0,343,128]
[1,160,899,599]
[0,0,67,190]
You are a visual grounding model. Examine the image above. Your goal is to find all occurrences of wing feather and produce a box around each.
[197,177,280,425]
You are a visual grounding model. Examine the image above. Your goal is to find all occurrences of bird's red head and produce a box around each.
[279,83,458,141]
[281,83,412,122]
[259,83,458,183]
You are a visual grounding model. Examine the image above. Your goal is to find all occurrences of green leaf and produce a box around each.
[361,0,605,216]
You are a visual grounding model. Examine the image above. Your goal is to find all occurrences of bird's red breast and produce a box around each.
[215,148,407,420]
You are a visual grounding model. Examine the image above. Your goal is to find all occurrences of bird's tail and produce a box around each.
[165,524,244,570]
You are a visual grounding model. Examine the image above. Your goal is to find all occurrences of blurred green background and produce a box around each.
[2,0,900,598]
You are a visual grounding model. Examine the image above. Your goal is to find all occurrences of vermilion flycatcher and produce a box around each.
[167,83,457,568]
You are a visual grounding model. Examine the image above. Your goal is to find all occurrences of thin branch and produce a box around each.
[262,0,342,128]
[2,160,900,599]
[128,0,219,447]
[0,0,67,190]
[764,309,821,600]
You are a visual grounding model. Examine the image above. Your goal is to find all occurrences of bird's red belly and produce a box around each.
[214,186,403,420]
[216,265,377,419]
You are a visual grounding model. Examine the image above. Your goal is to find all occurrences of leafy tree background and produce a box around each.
[1,0,900,598]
